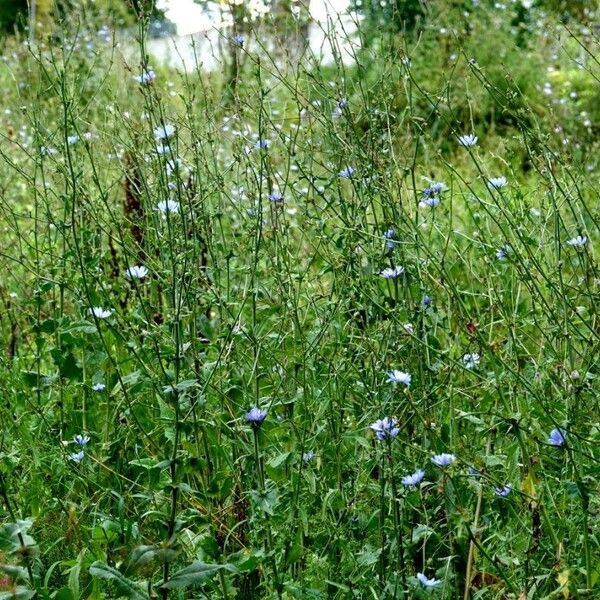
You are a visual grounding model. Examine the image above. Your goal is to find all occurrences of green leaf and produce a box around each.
[268,452,291,469]
[88,561,148,599]
[249,488,278,515]
[68,548,87,599]
[124,546,156,575]
[0,588,35,599]
[50,349,83,381]
[0,564,29,580]
[161,561,238,590]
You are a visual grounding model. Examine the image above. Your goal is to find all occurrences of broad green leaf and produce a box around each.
[88,561,148,599]
[161,561,238,590]
[68,548,87,599]
[0,588,35,599]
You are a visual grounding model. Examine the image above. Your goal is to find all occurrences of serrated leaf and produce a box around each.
[268,452,291,469]
[89,561,148,599]
[0,588,35,599]
[68,548,86,600]
[0,564,28,580]
[161,561,238,590]
[124,546,156,575]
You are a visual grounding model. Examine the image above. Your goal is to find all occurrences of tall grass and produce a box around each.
[0,1,599,598]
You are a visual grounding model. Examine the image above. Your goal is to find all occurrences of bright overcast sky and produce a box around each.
[156,0,350,36]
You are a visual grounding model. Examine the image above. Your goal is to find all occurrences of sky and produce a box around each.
[155,0,351,36]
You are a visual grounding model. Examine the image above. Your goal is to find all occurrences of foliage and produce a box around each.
[0,2,599,599]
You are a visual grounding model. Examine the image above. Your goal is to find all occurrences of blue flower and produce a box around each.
[157,199,180,215]
[69,451,85,463]
[89,307,113,319]
[401,469,425,486]
[487,176,508,190]
[370,417,400,441]
[419,182,446,208]
[74,435,90,447]
[380,266,405,279]
[246,407,268,425]
[495,244,511,260]
[302,451,315,462]
[254,139,269,150]
[417,573,442,588]
[458,133,478,147]
[134,69,156,85]
[431,453,456,467]
[232,34,245,47]
[154,124,176,142]
[386,370,411,386]
[430,182,447,194]
[422,295,432,307]
[419,196,441,209]
[268,191,284,203]
[494,484,512,497]
[333,98,349,117]
[384,228,396,250]
[339,166,355,178]
[548,428,567,447]
[462,353,480,369]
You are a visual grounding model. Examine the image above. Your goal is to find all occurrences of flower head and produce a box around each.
[67,135,79,146]
[494,484,512,497]
[89,307,113,319]
[134,69,156,85]
[157,199,180,215]
[419,182,446,208]
[92,382,106,392]
[254,138,269,150]
[246,407,268,426]
[458,133,478,147]
[566,235,587,248]
[401,469,425,487]
[422,295,432,307]
[419,196,441,209]
[430,182,447,194]
[339,166,355,178]
[333,98,349,117]
[268,191,284,203]
[154,123,175,142]
[487,176,508,190]
[370,417,400,441]
[462,353,480,369]
[69,451,85,463]
[548,427,567,447]
[386,370,411,386]
[431,453,456,467]
[302,451,315,462]
[125,265,149,279]
[74,434,90,447]
[417,573,442,588]
[232,33,245,47]
[495,244,511,261]
[384,228,396,250]
[380,265,405,279]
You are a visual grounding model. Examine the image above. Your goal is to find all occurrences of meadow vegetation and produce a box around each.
[0,0,600,598]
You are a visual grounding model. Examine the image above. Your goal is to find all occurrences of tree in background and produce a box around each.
[0,0,163,35]
[351,0,426,36]
[0,0,53,33]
